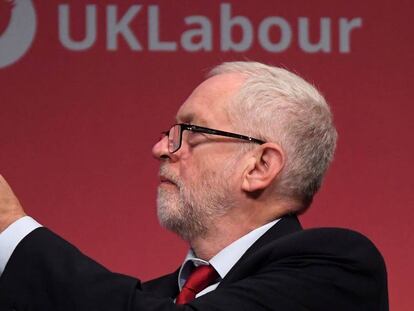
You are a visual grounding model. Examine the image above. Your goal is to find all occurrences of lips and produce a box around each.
[159,176,176,186]
[159,164,179,186]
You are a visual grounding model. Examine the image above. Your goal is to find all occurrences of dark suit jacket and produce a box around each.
[0,215,388,310]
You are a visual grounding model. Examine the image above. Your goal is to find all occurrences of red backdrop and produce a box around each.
[1,1,413,310]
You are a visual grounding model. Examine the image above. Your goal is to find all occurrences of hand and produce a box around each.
[0,175,26,232]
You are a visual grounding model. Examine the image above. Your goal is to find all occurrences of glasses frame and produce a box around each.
[163,123,265,153]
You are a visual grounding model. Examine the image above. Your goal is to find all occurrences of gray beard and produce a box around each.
[156,164,234,241]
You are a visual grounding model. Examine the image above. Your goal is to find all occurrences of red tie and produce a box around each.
[176,265,218,305]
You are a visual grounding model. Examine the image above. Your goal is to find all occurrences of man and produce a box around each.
[0,62,388,310]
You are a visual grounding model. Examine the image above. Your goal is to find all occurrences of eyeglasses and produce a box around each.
[162,123,265,153]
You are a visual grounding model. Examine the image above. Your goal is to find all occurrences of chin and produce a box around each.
[157,189,180,224]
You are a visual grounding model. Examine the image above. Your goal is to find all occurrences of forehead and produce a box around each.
[176,73,245,127]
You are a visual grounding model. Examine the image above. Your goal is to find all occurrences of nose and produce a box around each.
[152,134,171,160]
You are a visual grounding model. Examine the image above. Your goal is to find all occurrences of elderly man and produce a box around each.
[0,62,388,310]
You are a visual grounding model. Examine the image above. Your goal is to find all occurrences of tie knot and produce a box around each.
[176,264,218,304]
[185,265,218,293]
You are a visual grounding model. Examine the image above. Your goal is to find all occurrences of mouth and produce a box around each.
[159,176,177,186]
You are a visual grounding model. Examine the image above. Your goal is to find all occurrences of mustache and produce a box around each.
[159,164,181,186]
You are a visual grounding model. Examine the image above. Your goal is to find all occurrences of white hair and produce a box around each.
[208,61,337,210]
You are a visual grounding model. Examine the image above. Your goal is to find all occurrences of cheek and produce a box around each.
[178,154,211,184]
[178,156,198,184]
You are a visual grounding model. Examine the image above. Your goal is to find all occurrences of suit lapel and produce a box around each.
[141,215,302,295]
[219,214,302,285]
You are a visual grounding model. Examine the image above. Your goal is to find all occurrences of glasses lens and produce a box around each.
[169,125,181,153]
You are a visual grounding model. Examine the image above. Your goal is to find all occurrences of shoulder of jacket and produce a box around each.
[268,227,387,273]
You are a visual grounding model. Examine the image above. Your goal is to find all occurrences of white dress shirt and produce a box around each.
[178,219,280,298]
[0,216,42,275]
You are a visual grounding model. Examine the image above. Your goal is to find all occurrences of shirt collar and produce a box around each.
[177,219,280,290]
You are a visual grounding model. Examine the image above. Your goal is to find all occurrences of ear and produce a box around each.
[241,143,285,193]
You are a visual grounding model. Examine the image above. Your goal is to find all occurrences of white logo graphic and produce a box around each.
[0,0,36,69]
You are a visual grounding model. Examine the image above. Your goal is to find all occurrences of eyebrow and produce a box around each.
[175,113,208,126]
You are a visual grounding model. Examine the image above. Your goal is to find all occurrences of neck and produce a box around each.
[188,200,290,260]
[189,219,255,261]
